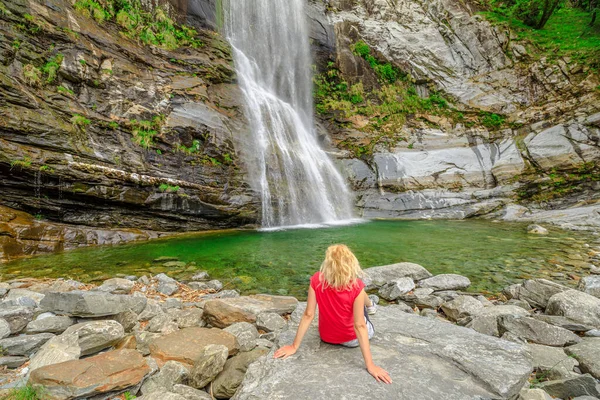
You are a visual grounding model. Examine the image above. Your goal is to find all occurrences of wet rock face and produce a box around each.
[0,0,259,260]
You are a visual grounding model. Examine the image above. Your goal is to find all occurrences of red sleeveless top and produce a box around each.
[310,272,365,344]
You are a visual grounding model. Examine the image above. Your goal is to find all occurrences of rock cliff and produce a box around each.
[0,0,259,259]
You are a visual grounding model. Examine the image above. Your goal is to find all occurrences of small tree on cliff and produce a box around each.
[492,0,565,29]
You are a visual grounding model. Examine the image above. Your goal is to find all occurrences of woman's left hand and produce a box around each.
[274,345,297,359]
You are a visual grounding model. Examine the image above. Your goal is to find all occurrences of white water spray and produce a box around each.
[223,0,356,228]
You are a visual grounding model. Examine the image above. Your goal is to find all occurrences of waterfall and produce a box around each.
[223,0,356,228]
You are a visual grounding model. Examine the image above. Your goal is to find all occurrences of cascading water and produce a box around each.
[223,0,356,228]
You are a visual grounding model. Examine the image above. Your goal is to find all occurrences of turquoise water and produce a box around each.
[0,220,595,299]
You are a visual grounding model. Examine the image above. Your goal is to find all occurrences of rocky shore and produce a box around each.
[1,257,599,399]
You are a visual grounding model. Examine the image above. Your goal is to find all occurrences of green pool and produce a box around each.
[0,220,596,299]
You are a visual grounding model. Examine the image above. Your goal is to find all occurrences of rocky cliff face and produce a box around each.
[308,0,600,224]
[0,0,259,259]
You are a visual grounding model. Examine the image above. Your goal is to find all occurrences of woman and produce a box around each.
[274,244,392,384]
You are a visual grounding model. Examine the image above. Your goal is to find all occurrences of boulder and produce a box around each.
[172,308,205,329]
[40,291,146,317]
[138,392,187,400]
[466,305,529,337]
[503,284,522,300]
[0,319,10,339]
[234,306,532,399]
[378,278,415,301]
[136,331,162,356]
[0,306,34,333]
[525,343,579,380]
[498,315,581,347]
[256,313,286,333]
[362,263,432,290]
[139,299,165,322]
[62,320,125,356]
[212,347,269,399]
[578,275,600,298]
[29,349,150,399]
[29,332,81,372]
[546,290,600,328]
[112,310,139,332]
[156,274,179,296]
[440,296,483,322]
[398,288,443,309]
[537,374,600,398]
[96,278,135,294]
[141,360,189,395]
[418,274,471,291]
[206,280,224,291]
[0,333,54,356]
[517,279,569,310]
[518,388,553,400]
[5,289,45,307]
[203,295,298,328]
[189,344,229,389]
[147,314,179,334]
[172,385,212,399]
[224,322,258,352]
[527,224,549,235]
[0,355,28,369]
[25,316,74,334]
[149,327,238,368]
[531,315,594,332]
[164,298,183,309]
[565,338,600,379]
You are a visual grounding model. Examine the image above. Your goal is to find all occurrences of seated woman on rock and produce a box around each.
[274,244,392,384]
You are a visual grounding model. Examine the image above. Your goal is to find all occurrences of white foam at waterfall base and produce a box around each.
[224,0,355,228]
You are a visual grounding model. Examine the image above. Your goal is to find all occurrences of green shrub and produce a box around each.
[71,114,91,128]
[10,157,32,170]
[177,139,201,154]
[351,40,401,83]
[479,112,506,128]
[57,85,74,96]
[130,115,164,149]
[489,0,564,29]
[23,64,42,87]
[74,0,110,23]
[5,383,45,400]
[42,54,64,84]
[159,183,179,193]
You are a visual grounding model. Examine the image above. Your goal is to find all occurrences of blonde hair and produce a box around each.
[319,244,363,290]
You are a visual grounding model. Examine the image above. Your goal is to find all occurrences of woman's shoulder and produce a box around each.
[310,271,321,288]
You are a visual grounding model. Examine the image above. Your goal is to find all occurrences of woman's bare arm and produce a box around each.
[353,289,392,384]
[273,285,317,359]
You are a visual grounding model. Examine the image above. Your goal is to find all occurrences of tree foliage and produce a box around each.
[490,0,565,29]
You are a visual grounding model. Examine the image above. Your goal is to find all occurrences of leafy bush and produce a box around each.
[479,112,506,128]
[73,0,202,49]
[351,40,401,83]
[71,114,91,128]
[42,54,64,84]
[488,0,564,29]
[10,157,32,169]
[130,115,164,149]
[159,183,179,193]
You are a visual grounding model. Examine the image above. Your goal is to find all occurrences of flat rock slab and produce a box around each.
[234,305,532,400]
[149,327,239,368]
[203,295,298,328]
[363,263,432,290]
[40,291,147,317]
[565,338,600,379]
[29,349,150,399]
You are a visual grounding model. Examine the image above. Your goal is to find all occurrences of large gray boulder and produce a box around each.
[172,384,212,400]
[578,276,600,299]
[0,319,10,339]
[466,305,530,337]
[62,320,125,356]
[29,332,81,372]
[40,291,147,317]
[0,306,34,333]
[525,343,579,380]
[517,279,570,310]
[546,290,600,328]
[440,296,483,322]
[531,315,594,332]
[212,347,269,399]
[498,315,581,347]
[96,278,135,294]
[233,306,532,399]
[378,277,415,301]
[418,274,471,291]
[141,360,189,395]
[565,338,600,379]
[256,313,286,333]
[189,344,229,389]
[362,263,432,290]
[0,333,54,356]
[224,322,258,352]
[25,315,74,334]
[4,289,45,307]
[537,374,600,398]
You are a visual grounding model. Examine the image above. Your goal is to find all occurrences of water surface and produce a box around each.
[1,220,595,299]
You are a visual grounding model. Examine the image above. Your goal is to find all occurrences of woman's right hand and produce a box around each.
[367,364,392,384]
